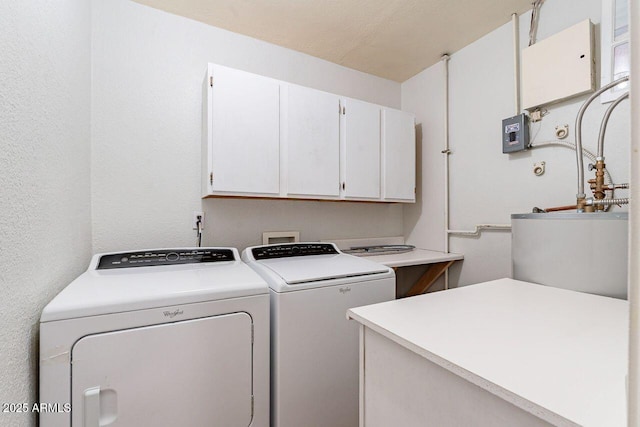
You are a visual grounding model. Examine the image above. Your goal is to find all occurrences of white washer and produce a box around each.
[40,248,269,427]
[242,243,395,427]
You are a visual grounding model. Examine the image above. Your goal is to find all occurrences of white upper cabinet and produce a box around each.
[202,63,415,203]
[204,64,280,196]
[341,98,381,200]
[382,108,416,202]
[285,85,340,198]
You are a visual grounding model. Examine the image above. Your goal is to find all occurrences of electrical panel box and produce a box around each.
[502,114,529,153]
[522,19,595,109]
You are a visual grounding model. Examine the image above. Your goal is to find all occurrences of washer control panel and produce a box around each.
[252,243,338,260]
[97,248,235,270]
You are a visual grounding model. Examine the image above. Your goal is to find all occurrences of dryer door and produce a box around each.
[71,312,253,427]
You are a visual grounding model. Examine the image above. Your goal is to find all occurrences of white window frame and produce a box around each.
[601,0,630,103]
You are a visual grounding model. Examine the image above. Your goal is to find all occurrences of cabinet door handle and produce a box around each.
[342,182,345,191]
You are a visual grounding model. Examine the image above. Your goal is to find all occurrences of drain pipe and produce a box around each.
[442,54,451,290]
[448,224,512,236]
[442,15,521,289]
[441,52,512,290]
[512,12,521,115]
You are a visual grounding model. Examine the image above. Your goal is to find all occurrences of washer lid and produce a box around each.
[257,253,388,284]
[41,248,269,322]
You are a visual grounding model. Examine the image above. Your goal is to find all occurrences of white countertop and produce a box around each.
[347,278,628,427]
[359,248,463,268]
[325,237,463,268]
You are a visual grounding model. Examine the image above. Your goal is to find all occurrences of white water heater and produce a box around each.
[511,212,628,299]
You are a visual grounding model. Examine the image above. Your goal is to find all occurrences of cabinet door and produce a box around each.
[382,109,416,202]
[286,85,340,197]
[342,99,381,200]
[208,65,280,195]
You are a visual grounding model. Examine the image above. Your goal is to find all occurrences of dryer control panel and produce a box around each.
[252,243,338,260]
[97,248,235,270]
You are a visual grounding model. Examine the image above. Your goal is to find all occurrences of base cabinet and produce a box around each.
[358,327,552,427]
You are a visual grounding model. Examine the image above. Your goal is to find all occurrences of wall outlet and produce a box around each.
[193,211,205,230]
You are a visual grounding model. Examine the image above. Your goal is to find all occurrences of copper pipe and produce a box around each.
[544,204,578,212]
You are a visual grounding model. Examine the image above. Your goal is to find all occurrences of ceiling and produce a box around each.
[133,0,533,82]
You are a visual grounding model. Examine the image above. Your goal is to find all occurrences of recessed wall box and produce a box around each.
[262,231,300,245]
[502,114,529,153]
[522,19,595,110]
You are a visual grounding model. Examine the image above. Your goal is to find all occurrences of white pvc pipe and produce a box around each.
[628,0,639,424]
[448,225,512,237]
[512,13,521,115]
[442,54,450,290]
[440,13,518,289]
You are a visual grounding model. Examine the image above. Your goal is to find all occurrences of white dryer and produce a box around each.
[40,248,269,427]
[242,243,395,427]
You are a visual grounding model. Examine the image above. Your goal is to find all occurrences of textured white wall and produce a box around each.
[0,1,92,426]
[402,64,446,252]
[402,0,630,286]
[628,0,639,419]
[91,0,403,253]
